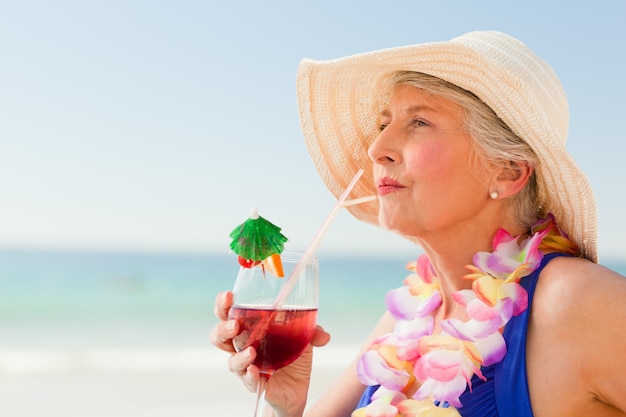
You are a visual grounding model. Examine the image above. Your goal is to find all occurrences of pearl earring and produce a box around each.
[490,191,499,200]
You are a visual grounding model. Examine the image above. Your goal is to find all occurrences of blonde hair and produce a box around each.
[384,71,541,229]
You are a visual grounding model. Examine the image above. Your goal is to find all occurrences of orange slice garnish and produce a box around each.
[262,253,284,277]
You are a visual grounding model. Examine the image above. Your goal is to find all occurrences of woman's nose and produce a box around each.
[368,126,401,165]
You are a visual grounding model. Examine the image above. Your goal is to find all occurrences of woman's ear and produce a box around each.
[492,161,533,198]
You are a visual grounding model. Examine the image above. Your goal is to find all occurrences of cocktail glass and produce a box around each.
[228,249,318,417]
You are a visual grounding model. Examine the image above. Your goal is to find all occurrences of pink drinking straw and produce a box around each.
[271,168,369,310]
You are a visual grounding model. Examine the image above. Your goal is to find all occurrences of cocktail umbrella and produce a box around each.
[229,208,288,275]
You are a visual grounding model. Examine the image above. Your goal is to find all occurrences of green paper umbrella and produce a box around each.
[229,208,288,261]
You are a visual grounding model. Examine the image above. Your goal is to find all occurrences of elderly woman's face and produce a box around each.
[368,84,491,237]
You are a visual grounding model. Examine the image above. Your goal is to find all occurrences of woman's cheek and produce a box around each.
[405,143,453,180]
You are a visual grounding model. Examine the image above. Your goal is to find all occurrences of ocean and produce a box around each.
[1,249,624,416]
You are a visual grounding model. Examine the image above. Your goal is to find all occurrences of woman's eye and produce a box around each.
[378,123,389,132]
[412,119,428,127]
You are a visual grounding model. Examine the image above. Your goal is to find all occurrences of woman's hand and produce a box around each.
[210,291,331,416]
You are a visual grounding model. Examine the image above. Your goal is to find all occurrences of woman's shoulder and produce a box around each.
[533,255,626,325]
[538,255,624,301]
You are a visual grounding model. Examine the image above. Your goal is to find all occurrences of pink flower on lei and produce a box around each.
[385,256,442,321]
[444,220,552,342]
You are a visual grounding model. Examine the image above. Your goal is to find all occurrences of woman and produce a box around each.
[211,31,626,416]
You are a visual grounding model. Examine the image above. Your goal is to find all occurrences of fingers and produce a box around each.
[228,347,259,392]
[310,324,331,347]
[210,291,238,352]
[241,364,259,393]
[209,318,239,352]
[213,291,233,320]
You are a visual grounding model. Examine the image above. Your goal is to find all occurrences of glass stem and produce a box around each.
[253,372,271,417]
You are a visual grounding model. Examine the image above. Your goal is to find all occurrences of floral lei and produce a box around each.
[352,214,579,417]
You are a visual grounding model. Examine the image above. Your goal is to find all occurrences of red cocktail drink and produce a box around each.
[230,306,317,372]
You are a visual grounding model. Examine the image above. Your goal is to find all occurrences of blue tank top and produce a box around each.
[355,252,567,416]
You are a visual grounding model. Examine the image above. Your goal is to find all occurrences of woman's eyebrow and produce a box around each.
[380,105,436,118]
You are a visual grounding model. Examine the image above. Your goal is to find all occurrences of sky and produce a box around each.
[1,1,625,261]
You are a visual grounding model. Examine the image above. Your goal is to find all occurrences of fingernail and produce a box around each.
[226,320,236,331]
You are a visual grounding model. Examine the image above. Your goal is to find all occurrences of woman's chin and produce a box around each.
[379,215,414,236]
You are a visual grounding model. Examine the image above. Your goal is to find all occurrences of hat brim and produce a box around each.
[296,31,597,262]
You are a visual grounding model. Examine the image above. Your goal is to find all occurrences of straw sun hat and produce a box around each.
[296,30,597,262]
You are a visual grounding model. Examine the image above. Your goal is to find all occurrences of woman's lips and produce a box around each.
[377,177,406,195]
